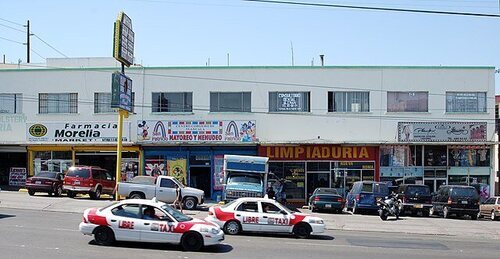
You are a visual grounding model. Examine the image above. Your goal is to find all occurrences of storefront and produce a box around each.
[258,145,379,204]
[137,119,259,200]
[387,121,494,199]
[0,146,28,186]
[26,121,140,181]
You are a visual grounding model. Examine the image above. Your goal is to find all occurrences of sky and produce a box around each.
[1,0,500,91]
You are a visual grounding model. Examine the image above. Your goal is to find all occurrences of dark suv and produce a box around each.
[430,185,480,219]
[346,181,389,214]
[397,184,432,216]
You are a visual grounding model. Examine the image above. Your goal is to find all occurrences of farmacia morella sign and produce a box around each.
[27,122,130,143]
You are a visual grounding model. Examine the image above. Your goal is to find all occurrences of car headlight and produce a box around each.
[200,227,220,234]
[308,219,324,224]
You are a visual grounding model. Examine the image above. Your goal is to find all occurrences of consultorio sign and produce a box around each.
[27,122,131,143]
[398,122,487,142]
[137,120,257,143]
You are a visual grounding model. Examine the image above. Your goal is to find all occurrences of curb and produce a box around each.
[18,188,27,192]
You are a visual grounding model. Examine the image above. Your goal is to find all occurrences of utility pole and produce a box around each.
[25,20,30,63]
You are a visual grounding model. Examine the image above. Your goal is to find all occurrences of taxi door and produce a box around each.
[259,201,291,233]
[108,204,142,241]
[235,201,261,232]
[139,206,179,243]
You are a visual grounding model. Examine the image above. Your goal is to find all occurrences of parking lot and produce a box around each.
[1,191,499,240]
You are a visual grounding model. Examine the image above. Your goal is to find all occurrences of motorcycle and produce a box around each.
[377,193,400,221]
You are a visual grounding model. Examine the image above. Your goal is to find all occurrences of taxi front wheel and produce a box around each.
[223,220,241,235]
[181,232,204,251]
[93,226,115,246]
[293,223,312,239]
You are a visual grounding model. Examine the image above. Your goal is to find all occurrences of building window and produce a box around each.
[94,92,135,113]
[446,92,486,113]
[387,91,428,112]
[269,92,310,112]
[39,93,78,114]
[328,91,369,112]
[0,93,22,113]
[449,146,489,167]
[152,92,192,113]
[210,92,251,112]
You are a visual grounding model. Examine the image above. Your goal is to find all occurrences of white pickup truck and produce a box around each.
[116,175,205,210]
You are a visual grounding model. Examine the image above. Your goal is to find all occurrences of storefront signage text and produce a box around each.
[26,122,131,143]
[0,114,26,132]
[260,145,376,160]
[398,122,487,142]
[9,167,27,186]
[138,120,258,143]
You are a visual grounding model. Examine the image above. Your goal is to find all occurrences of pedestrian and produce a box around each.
[266,186,275,200]
[173,185,183,213]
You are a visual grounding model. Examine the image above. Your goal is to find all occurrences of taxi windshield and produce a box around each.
[161,205,192,222]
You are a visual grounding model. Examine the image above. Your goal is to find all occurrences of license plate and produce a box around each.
[461,201,468,204]
[325,204,332,208]
[74,181,80,185]
[35,181,41,184]
[414,204,423,208]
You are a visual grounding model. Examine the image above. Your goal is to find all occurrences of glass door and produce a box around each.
[306,172,330,201]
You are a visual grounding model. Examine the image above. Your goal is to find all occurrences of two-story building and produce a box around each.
[0,58,496,202]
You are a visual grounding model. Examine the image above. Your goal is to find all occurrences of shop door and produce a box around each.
[306,172,330,202]
[190,167,211,198]
[424,169,447,192]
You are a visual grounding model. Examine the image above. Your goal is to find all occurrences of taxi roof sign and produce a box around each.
[113,12,134,67]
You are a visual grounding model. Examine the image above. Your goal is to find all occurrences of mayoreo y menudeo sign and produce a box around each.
[27,122,131,143]
[398,122,487,142]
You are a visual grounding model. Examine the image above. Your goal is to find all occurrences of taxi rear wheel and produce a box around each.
[181,232,204,251]
[93,226,115,246]
[293,223,312,239]
[223,220,241,235]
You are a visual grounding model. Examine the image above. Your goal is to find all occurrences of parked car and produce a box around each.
[346,181,389,214]
[79,198,224,251]
[308,188,345,213]
[205,197,325,239]
[479,196,500,221]
[25,171,65,197]
[397,184,432,216]
[116,175,204,210]
[63,166,116,199]
[430,185,480,219]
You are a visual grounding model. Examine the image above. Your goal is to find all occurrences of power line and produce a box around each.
[32,33,68,58]
[243,0,500,17]
[0,36,24,45]
[30,48,46,60]
[0,17,24,27]
[0,22,25,33]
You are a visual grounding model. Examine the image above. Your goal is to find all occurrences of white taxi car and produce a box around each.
[205,197,325,238]
[79,198,224,251]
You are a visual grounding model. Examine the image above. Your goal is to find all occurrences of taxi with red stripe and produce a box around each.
[79,198,224,251]
[205,197,325,238]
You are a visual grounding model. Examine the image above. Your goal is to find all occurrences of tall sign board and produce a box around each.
[111,72,133,112]
[113,12,134,67]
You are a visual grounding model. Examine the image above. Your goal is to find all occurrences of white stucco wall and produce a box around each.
[0,65,495,145]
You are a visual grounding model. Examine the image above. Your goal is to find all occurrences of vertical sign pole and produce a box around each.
[115,109,127,200]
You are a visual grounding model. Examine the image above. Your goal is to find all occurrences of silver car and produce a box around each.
[479,197,500,221]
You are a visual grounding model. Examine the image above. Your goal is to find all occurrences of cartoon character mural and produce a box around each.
[138,121,150,140]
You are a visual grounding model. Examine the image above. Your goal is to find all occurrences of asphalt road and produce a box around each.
[0,207,498,259]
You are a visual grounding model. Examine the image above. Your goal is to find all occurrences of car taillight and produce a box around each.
[337,197,343,202]
[355,194,360,201]
[82,216,88,223]
[314,196,320,201]
[402,196,406,203]
[496,206,500,211]
[447,197,452,204]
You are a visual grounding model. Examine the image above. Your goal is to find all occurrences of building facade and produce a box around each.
[0,58,496,202]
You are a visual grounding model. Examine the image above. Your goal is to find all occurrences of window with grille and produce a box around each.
[95,92,135,113]
[152,92,192,113]
[328,91,369,112]
[387,91,428,112]
[446,92,486,113]
[210,92,251,112]
[0,93,22,113]
[39,93,78,114]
